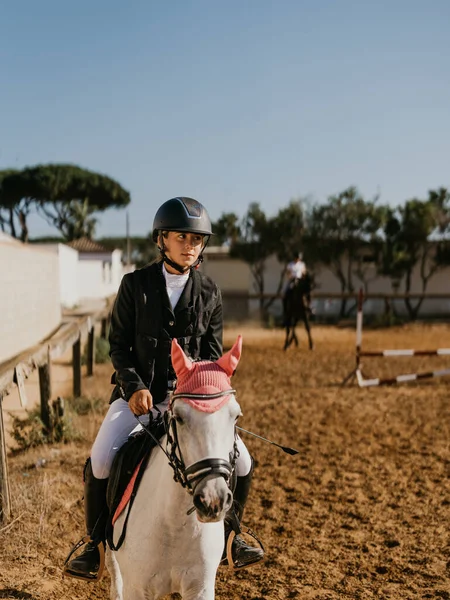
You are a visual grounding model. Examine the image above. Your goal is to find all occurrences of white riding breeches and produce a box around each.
[90,397,252,479]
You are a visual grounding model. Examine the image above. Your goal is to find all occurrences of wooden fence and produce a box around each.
[0,307,111,523]
[223,291,450,301]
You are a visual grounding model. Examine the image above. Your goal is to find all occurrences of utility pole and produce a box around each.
[126,211,131,268]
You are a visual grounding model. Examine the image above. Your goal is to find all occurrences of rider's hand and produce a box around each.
[128,389,153,416]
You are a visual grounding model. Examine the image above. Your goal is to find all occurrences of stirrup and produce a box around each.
[62,535,105,582]
[224,526,265,571]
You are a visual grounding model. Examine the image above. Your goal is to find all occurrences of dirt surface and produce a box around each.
[1,323,450,599]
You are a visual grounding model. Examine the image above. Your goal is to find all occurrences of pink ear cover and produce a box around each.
[216,335,242,375]
[171,338,194,379]
[170,336,243,413]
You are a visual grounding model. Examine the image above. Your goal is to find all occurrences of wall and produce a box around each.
[0,234,61,363]
[77,249,124,300]
[34,243,79,308]
[58,244,81,307]
[202,248,250,290]
[36,244,125,305]
[111,249,124,289]
[201,248,251,320]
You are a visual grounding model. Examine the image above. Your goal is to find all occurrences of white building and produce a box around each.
[33,237,124,308]
[66,238,124,305]
[0,235,127,364]
[0,233,61,363]
[32,242,79,308]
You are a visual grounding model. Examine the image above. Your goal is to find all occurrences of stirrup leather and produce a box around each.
[62,535,105,582]
[225,526,265,571]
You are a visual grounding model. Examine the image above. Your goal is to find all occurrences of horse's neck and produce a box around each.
[116,433,225,599]
[294,277,309,293]
[142,434,192,516]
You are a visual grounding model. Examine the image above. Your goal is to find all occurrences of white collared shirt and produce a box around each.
[162,264,190,309]
[286,260,306,280]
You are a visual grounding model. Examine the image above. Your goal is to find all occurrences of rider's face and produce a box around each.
[162,231,205,273]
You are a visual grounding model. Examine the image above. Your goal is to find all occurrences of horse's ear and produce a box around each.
[171,338,194,377]
[216,335,242,376]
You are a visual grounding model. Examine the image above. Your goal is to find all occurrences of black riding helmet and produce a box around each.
[152,197,213,273]
[152,197,213,241]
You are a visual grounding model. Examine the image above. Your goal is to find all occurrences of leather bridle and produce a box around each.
[165,390,239,496]
[138,389,239,501]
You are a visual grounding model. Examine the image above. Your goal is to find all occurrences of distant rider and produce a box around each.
[282,253,309,323]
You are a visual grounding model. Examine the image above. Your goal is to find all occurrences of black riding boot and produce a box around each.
[222,459,264,569]
[65,459,108,580]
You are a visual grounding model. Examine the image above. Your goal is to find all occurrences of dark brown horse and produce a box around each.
[283,274,314,351]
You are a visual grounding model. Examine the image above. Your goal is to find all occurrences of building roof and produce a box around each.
[66,237,110,253]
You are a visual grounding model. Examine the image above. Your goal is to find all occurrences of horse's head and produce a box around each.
[167,336,243,523]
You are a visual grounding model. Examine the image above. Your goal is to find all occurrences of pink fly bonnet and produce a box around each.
[170,336,242,413]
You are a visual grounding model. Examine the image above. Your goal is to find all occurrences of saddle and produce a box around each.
[105,418,166,550]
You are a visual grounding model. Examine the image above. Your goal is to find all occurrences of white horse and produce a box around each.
[106,336,243,600]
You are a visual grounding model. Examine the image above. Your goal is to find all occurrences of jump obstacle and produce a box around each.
[342,289,450,387]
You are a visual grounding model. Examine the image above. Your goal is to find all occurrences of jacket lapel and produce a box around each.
[174,275,193,314]
[143,263,173,333]
[160,273,175,324]
[173,270,201,333]
[174,268,203,313]
[146,264,201,332]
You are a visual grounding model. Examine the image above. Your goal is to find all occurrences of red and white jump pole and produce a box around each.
[343,288,450,387]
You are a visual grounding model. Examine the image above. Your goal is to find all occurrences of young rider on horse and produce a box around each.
[282,252,308,322]
[285,253,307,288]
[65,197,264,580]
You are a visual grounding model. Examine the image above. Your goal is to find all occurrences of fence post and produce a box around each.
[39,347,52,433]
[73,335,82,398]
[87,325,95,377]
[101,318,107,339]
[0,393,12,523]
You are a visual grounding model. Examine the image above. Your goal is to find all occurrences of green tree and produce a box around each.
[272,199,307,264]
[0,169,25,239]
[216,200,311,318]
[229,203,276,319]
[64,198,98,240]
[1,164,130,241]
[306,187,384,317]
[212,212,240,246]
[380,189,450,319]
[271,199,308,297]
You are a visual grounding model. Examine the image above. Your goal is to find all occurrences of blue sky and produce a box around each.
[1,0,449,238]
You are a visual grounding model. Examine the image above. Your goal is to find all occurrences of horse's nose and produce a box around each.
[224,489,233,510]
[193,488,233,519]
[193,492,223,517]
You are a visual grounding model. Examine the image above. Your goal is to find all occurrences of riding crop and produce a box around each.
[236,426,299,455]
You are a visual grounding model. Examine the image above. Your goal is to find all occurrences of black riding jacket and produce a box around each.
[108,261,223,405]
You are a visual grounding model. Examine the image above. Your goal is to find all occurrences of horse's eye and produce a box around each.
[175,416,184,425]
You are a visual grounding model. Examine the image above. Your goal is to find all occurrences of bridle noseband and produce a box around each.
[165,390,239,496]
[138,389,239,504]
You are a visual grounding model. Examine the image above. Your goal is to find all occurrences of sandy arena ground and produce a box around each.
[0,323,449,599]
